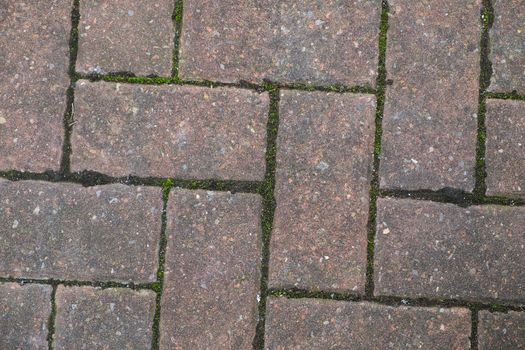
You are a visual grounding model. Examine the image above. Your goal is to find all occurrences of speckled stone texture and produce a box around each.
[375,198,525,304]
[380,0,481,191]
[478,311,525,350]
[489,0,525,94]
[265,297,471,349]
[485,99,525,198]
[0,180,162,283]
[54,286,156,350]
[179,0,381,86]
[72,81,269,180]
[268,92,376,293]
[160,189,262,349]
[77,0,173,76]
[0,1,70,172]
[0,283,51,350]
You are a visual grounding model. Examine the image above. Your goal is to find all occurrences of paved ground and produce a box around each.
[0,0,524,349]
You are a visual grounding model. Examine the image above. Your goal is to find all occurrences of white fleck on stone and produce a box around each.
[0,116,6,124]
[315,19,325,26]
[128,10,134,16]
[12,220,19,229]
[316,161,330,172]
[411,158,418,164]
[110,303,115,311]
[33,206,40,215]
[382,228,390,235]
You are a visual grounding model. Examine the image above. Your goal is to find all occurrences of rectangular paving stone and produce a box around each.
[380,0,481,191]
[268,91,376,293]
[160,189,262,349]
[77,0,173,76]
[0,283,52,350]
[72,81,269,180]
[486,99,525,198]
[489,0,525,94]
[375,198,525,304]
[54,286,156,350]
[265,297,471,349]
[479,311,525,350]
[179,0,381,86]
[0,180,162,283]
[0,1,70,172]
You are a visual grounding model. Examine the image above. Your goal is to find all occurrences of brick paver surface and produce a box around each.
[380,0,481,191]
[485,99,525,198]
[0,180,162,283]
[0,0,70,172]
[2,0,525,348]
[72,81,269,180]
[265,297,471,349]
[269,91,376,293]
[77,0,174,76]
[180,0,381,86]
[489,0,525,94]
[478,311,525,350]
[160,189,262,349]
[0,283,51,350]
[375,198,525,303]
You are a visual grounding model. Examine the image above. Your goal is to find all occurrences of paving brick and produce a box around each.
[77,0,173,76]
[0,180,162,283]
[179,0,381,86]
[265,297,471,349]
[489,0,525,94]
[0,283,51,350]
[54,286,156,350]
[72,81,269,180]
[160,189,262,349]
[268,91,376,293]
[0,1,70,172]
[478,311,525,350]
[380,0,481,191]
[375,198,525,303]
[486,99,525,198]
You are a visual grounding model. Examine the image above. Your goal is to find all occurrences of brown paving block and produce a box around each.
[486,99,525,198]
[0,180,162,283]
[77,0,173,76]
[160,189,262,349]
[380,0,481,191]
[265,297,471,349]
[375,198,525,304]
[479,311,525,350]
[54,286,156,350]
[0,1,70,172]
[0,283,52,350]
[72,81,269,180]
[489,0,525,94]
[179,0,380,86]
[268,91,376,293]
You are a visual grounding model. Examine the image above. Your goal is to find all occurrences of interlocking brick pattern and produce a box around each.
[1,0,525,348]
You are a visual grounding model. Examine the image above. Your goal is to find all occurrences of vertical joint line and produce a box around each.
[474,0,494,197]
[60,0,81,175]
[47,284,58,350]
[252,87,281,350]
[172,0,184,80]
[151,185,171,350]
[365,0,390,298]
[470,308,479,350]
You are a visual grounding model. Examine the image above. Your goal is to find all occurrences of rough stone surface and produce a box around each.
[269,91,376,293]
[489,0,525,94]
[72,81,269,180]
[380,0,481,191]
[160,189,262,349]
[0,1,70,172]
[485,99,525,198]
[54,286,156,350]
[179,0,381,86]
[0,283,51,350]
[375,198,525,303]
[0,180,162,283]
[265,297,471,349]
[478,311,525,350]
[77,0,173,76]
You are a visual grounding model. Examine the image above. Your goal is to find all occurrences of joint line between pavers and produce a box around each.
[365,0,390,299]
[46,284,58,350]
[0,277,156,291]
[171,0,184,79]
[470,308,479,350]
